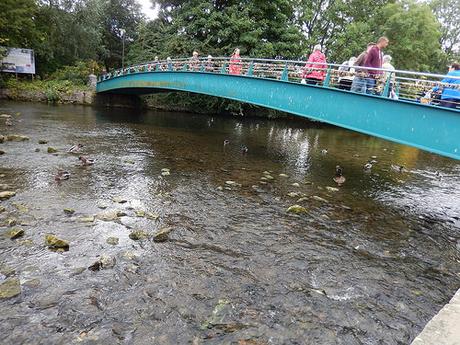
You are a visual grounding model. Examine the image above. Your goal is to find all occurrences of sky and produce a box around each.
[138,0,159,20]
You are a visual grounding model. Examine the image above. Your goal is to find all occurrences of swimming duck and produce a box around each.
[223,139,230,146]
[68,144,83,153]
[321,149,328,155]
[391,164,406,173]
[79,156,95,166]
[241,145,248,154]
[333,165,346,186]
[363,162,373,171]
[55,170,70,181]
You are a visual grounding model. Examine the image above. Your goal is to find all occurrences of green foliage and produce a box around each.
[51,60,101,85]
[0,0,38,48]
[430,0,460,57]
[374,0,444,71]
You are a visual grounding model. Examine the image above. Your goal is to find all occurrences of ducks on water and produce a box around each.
[241,145,248,154]
[333,165,346,186]
[55,169,70,181]
[321,149,328,155]
[223,139,230,146]
[391,164,406,173]
[68,144,83,153]
[79,156,94,166]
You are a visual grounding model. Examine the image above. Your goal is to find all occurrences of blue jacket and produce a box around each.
[433,70,460,100]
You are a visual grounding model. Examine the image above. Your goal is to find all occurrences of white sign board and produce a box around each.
[1,47,35,74]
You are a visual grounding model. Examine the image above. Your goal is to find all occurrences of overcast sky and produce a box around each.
[138,0,159,20]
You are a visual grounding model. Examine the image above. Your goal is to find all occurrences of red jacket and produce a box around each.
[303,50,327,80]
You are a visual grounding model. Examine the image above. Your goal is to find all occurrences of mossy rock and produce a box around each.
[286,205,308,214]
[6,134,29,142]
[6,228,24,240]
[0,135,4,143]
[153,227,173,242]
[63,208,75,215]
[47,147,58,153]
[0,278,21,299]
[106,237,119,245]
[0,191,16,200]
[45,234,69,250]
[38,140,48,144]
[129,230,149,241]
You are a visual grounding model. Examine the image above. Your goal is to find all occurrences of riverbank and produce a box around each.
[0,80,291,118]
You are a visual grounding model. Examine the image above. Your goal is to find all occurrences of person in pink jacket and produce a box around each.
[302,44,327,85]
[229,48,242,75]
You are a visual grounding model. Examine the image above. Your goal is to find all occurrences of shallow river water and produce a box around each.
[0,101,459,345]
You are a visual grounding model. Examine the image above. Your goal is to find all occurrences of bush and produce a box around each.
[50,60,102,85]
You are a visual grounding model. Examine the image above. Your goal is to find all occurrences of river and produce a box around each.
[0,101,459,345]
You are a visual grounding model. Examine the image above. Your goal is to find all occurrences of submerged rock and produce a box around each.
[0,150,4,155]
[63,208,75,215]
[106,237,119,245]
[146,212,159,220]
[6,228,24,239]
[38,140,48,144]
[326,186,339,192]
[0,114,12,119]
[47,147,58,153]
[287,192,301,198]
[6,134,29,142]
[279,173,289,178]
[88,255,115,271]
[0,135,4,143]
[153,227,173,242]
[12,203,28,213]
[291,183,300,187]
[287,205,308,214]
[0,206,5,213]
[79,216,95,223]
[0,278,21,299]
[129,229,149,241]
[312,195,329,203]
[0,191,16,200]
[135,210,145,217]
[45,234,69,250]
[6,218,17,227]
[161,171,171,176]
[96,211,120,221]
[112,196,128,204]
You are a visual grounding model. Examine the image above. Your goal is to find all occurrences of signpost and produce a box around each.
[0,47,36,77]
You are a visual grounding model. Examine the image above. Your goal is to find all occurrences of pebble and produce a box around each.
[0,191,16,200]
[286,205,308,214]
[106,237,119,245]
[0,278,21,299]
[6,228,24,239]
[153,227,173,242]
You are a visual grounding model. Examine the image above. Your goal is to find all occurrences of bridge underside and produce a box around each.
[97,72,460,160]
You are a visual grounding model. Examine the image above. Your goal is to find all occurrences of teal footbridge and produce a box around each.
[97,57,460,160]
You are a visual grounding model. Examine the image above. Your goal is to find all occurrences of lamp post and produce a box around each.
[120,28,126,69]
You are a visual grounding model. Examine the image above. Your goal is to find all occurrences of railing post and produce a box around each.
[323,68,331,87]
[168,62,173,71]
[247,62,254,76]
[382,73,392,97]
[182,64,188,71]
[281,63,289,81]
[221,63,227,74]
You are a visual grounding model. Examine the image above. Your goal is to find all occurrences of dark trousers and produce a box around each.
[439,98,459,109]
[305,78,321,85]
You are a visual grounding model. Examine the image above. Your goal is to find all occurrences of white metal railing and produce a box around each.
[98,57,460,111]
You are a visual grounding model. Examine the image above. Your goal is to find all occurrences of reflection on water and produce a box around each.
[0,101,459,345]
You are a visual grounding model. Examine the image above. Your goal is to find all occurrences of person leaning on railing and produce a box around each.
[431,63,460,109]
[363,37,389,95]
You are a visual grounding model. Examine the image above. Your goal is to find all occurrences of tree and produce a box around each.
[373,0,444,71]
[430,0,460,58]
[0,0,38,49]
[99,0,144,69]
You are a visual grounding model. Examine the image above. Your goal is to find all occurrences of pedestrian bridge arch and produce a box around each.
[96,57,460,160]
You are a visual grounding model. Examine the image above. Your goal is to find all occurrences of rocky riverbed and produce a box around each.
[0,101,459,344]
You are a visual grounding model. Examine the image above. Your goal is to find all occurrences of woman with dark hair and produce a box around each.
[433,63,460,109]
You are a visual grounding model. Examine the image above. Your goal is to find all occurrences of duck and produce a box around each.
[321,149,328,155]
[223,139,230,146]
[391,164,406,173]
[68,143,83,153]
[79,156,95,166]
[333,165,346,186]
[241,145,248,154]
[55,169,70,181]
[363,162,373,171]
